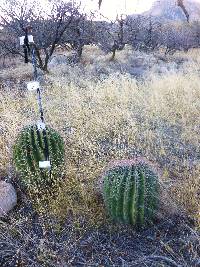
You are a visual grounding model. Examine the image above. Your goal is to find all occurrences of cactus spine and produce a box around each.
[103,159,159,226]
[13,125,64,189]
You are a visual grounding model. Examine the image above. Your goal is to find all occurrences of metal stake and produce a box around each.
[30,41,51,168]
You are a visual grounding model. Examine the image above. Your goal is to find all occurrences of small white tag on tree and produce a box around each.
[19,35,34,45]
[28,35,34,43]
[37,122,46,130]
[27,81,40,91]
[19,36,25,45]
[39,161,51,169]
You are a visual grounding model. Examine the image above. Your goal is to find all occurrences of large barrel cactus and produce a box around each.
[102,159,159,226]
[13,124,65,189]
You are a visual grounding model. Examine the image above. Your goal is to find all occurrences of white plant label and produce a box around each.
[19,36,25,46]
[28,35,34,43]
[37,122,46,130]
[39,161,51,169]
[19,35,34,45]
[27,81,40,91]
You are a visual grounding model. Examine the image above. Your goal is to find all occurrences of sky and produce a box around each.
[80,0,156,20]
[80,0,200,20]
[2,0,200,21]
[0,0,156,22]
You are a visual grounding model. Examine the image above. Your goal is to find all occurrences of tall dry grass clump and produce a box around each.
[0,53,200,227]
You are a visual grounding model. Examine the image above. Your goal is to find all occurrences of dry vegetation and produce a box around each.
[0,45,200,266]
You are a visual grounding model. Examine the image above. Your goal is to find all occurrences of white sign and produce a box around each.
[20,36,25,46]
[28,35,34,43]
[37,122,46,130]
[39,161,51,169]
[27,81,40,91]
[19,35,34,45]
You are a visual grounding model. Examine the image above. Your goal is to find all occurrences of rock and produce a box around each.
[49,52,79,67]
[128,66,148,77]
[49,55,68,66]
[0,181,17,217]
[130,57,146,67]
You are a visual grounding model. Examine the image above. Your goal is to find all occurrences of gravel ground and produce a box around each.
[0,197,199,267]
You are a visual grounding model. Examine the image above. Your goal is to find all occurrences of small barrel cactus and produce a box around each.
[102,159,159,226]
[13,124,65,189]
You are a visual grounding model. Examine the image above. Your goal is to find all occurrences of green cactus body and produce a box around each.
[13,125,65,189]
[102,160,159,226]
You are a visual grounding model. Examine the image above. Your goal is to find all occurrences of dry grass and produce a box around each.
[0,45,200,266]
[0,46,200,227]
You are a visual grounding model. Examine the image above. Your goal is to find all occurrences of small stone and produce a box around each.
[0,181,17,217]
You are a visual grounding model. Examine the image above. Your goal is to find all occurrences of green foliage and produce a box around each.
[102,159,159,227]
[13,124,65,191]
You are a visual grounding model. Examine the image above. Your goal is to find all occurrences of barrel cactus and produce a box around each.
[13,124,65,190]
[102,159,159,226]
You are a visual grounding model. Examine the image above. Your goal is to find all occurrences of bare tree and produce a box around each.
[109,15,126,60]
[63,13,96,61]
[98,0,103,9]
[191,21,200,47]
[177,0,189,22]
[159,21,196,54]
[97,0,192,56]
[0,0,196,71]
[93,15,126,60]
[125,15,163,52]
[0,0,84,72]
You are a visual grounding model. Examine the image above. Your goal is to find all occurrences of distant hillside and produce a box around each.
[143,0,200,21]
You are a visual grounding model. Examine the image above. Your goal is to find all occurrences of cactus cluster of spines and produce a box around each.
[102,159,159,226]
[13,124,64,189]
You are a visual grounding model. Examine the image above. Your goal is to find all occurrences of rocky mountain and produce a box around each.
[143,0,200,21]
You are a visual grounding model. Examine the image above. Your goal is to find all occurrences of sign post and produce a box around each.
[20,26,51,170]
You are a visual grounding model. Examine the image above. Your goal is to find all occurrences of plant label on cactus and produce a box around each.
[37,122,46,130]
[27,81,40,91]
[39,161,51,169]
